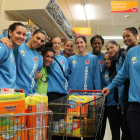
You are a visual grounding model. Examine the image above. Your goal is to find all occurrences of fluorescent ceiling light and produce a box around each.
[102,36,123,39]
[75,4,86,20]
[84,4,93,20]
[75,4,93,20]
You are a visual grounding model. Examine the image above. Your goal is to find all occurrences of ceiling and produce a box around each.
[56,0,140,52]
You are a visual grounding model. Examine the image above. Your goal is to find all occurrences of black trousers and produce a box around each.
[122,101,132,140]
[127,103,140,140]
[100,105,122,140]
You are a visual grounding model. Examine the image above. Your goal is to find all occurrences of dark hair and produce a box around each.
[8,22,26,39]
[90,35,104,46]
[50,36,61,42]
[75,35,87,43]
[106,40,119,48]
[104,52,112,60]
[64,39,74,45]
[41,42,55,56]
[124,27,138,35]
[33,29,47,36]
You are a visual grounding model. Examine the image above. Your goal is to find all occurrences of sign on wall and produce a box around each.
[73,27,91,36]
[111,1,138,13]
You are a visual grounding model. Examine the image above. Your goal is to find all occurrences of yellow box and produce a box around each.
[27,94,48,140]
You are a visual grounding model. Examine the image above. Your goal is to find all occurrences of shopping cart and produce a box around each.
[0,111,53,140]
[48,90,105,140]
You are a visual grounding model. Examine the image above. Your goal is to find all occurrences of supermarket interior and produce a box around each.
[0,0,140,140]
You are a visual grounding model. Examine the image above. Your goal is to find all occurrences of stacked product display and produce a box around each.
[0,88,50,140]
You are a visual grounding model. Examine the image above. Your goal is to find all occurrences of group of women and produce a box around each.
[102,27,140,140]
[0,22,140,140]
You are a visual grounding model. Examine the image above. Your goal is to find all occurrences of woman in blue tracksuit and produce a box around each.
[67,35,101,91]
[60,39,75,58]
[102,52,122,140]
[119,27,138,140]
[100,40,124,140]
[47,36,68,102]
[0,22,26,89]
[106,40,124,107]
[103,45,140,140]
[104,27,139,140]
[89,35,105,75]
[37,42,55,95]
[15,29,46,96]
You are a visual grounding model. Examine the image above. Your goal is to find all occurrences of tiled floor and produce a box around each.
[104,119,122,140]
[104,119,112,140]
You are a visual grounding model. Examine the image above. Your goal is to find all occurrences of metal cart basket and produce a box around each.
[0,111,53,140]
[49,90,105,140]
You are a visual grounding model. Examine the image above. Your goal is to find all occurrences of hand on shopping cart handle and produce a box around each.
[102,88,110,95]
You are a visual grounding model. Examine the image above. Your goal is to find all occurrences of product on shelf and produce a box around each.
[0,92,27,140]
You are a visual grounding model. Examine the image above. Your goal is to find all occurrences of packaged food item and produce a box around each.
[53,122,59,133]
[59,119,65,133]
[66,122,72,134]
[27,94,48,140]
[0,92,27,140]
[65,95,89,123]
[72,116,84,136]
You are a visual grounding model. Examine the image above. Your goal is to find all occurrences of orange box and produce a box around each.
[27,95,48,140]
[0,93,27,140]
[65,95,89,123]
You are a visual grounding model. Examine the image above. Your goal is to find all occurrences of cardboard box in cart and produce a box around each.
[27,94,48,140]
[0,92,27,140]
[65,95,89,123]
[66,94,100,137]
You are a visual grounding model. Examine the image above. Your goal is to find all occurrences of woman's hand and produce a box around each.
[102,87,110,95]
[34,71,41,80]
[0,37,12,49]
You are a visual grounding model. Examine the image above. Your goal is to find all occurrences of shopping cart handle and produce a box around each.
[68,89,102,93]
[14,89,24,93]
[0,88,24,93]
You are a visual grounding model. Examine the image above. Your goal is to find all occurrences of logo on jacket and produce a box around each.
[72,60,77,65]
[104,74,109,81]
[132,57,137,64]
[10,53,15,62]
[99,60,103,65]
[10,54,13,61]
[33,57,38,62]
[85,60,90,64]
[20,50,26,57]
[61,60,64,65]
